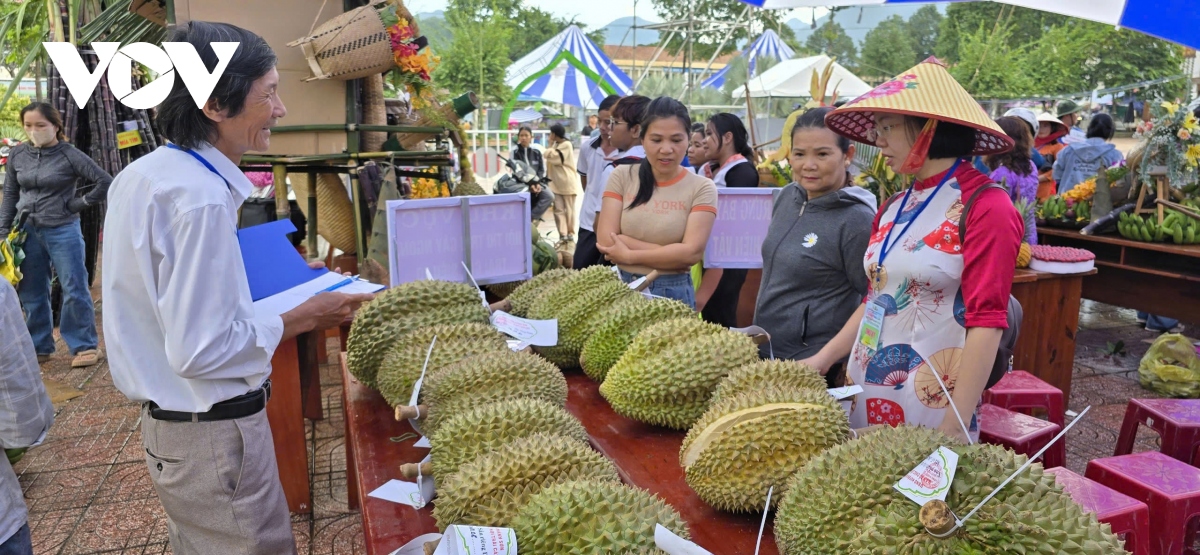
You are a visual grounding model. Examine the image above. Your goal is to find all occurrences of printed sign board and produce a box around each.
[703,188,777,269]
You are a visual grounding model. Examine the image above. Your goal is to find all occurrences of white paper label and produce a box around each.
[389,533,443,555]
[490,310,558,347]
[894,447,959,506]
[367,457,436,509]
[506,340,530,352]
[433,525,517,555]
[627,276,648,290]
[655,524,713,555]
[461,262,488,309]
[425,268,434,280]
[408,337,438,408]
[827,385,864,400]
[414,436,431,449]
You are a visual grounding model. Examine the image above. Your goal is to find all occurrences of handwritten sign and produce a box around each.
[703,189,777,269]
[894,447,959,506]
[434,525,517,555]
[387,193,532,286]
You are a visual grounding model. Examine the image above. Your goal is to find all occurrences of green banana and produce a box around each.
[1187,227,1196,244]
[1173,224,1184,244]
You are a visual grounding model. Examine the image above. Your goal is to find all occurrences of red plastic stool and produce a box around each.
[1116,399,1200,466]
[1086,451,1200,555]
[1046,466,1151,554]
[983,370,1065,426]
[979,403,1065,468]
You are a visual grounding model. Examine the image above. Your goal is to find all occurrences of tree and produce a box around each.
[805,21,857,68]
[435,0,514,105]
[860,16,915,79]
[948,22,1032,99]
[936,3,1068,63]
[1025,22,1185,98]
[907,5,942,61]
[650,0,796,59]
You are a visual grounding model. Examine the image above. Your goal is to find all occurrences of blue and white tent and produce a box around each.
[505,25,634,110]
[701,29,795,90]
[739,0,1200,50]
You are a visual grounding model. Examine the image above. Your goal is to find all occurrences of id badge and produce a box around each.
[858,299,887,353]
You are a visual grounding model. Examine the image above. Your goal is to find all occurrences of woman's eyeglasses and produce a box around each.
[864,123,899,143]
[606,119,627,127]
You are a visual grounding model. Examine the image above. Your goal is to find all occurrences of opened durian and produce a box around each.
[512,480,689,555]
[600,318,759,429]
[710,360,828,405]
[375,323,509,406]
[505,268,576,317]
[432,433,620,529]
[428,399,587,479]
[579,298,696,382]
[774,426,1127,554]
[346,280,488,388]
[536,280,642,368]
[681,386,848,512]
[525,265,621,320]
[415,350,568,435]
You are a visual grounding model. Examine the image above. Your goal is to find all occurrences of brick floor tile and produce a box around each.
[311,514,366,555]
[28,506,84,555]
[16,432,133,473]
[18,465,106,513]
[48,403,141,440]
[93,462,158,504]
[59,498,169,555]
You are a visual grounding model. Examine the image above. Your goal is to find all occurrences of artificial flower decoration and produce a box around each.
[379,3,439,109]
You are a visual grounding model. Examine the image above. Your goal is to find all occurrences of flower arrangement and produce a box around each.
[1063,160,1127,202]
[380,2,439,109]
[409,168,449,199]
[1135,102,1200,190]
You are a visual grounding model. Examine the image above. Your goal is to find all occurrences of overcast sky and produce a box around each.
[403,0,828,31]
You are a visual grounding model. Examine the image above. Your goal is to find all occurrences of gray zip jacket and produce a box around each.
[754,184,877,360]
[0,142,112,235]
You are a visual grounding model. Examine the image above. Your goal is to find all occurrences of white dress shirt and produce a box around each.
[579,145,628,232]
[102,143,285,412]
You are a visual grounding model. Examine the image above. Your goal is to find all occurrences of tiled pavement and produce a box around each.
[12,281,1194,553]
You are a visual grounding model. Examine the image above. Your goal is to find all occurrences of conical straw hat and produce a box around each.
[825,57,1013,156]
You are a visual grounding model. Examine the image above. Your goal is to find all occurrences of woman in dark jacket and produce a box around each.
[753,107,876,387]
[0,103,110,367]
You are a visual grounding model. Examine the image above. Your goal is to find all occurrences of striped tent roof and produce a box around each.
[701,29,796,90]
[738,0,1200,50]
[506,25,634,109]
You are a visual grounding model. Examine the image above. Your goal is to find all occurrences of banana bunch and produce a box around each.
[1063,178,1096,202]
[1038,195,1068,220]
[1118,211,1199,244]
[1074,198,1091,222]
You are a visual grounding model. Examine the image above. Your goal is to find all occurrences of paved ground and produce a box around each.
[10,265,1192,554]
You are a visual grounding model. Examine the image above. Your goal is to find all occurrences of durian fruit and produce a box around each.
[680,386,849,512]
[512,480,690,555]
[774,426,1127,554]
[432,433,620,529]
[453,179,488,197]
[505,268,576,317]
[710,360,828,405]
[525,265,621,320]
[346,280,488,388]
[429,399,587,479]
[600,318,759,429]
[485,280,523,300]
[535,280,642,368]
[579,298,696,382]
[375,323,509,406]
[417,350,568,435]
[1017,242,1032,268]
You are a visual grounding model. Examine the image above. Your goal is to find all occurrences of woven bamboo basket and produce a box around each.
[288,0,418,82]
[362,73,388,152]
[396,92,478,150]
[292,173,358,254]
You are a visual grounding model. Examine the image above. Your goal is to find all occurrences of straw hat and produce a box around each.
[825,57,1013,158]
[1036,112,1068,134]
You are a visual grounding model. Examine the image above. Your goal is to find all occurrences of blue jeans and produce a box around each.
[1138,312,1180,332]
[18,221,98,355]
[0,524,31,555]
[620,270,696,309]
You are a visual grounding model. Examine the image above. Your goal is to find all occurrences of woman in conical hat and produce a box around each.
[800,57,1023,444]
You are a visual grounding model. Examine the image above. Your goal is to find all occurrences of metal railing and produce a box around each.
[464,129,552,153]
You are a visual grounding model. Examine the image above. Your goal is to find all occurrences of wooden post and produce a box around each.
[267,336,312,514]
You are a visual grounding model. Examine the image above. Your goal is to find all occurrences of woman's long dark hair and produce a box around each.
[19,102,66,142]
[630,96,691,209]
[986,116,1033,176]
[708,112,753,164]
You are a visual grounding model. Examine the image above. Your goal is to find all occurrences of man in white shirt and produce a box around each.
[574,95,622,269]
[102,22,372,555]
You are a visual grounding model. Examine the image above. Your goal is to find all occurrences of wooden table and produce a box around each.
[265,331,326,514]
[1009,268,1094,403]
[342,357,777,554]
[1038,227,1200,324]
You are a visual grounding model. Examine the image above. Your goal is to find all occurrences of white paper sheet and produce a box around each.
[252,273,384,320]
[655,524,713,555]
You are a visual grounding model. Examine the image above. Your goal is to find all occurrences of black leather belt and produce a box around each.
[147,380,271,422]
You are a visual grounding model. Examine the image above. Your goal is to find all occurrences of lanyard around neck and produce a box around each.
[167,143,231,192]
[878,159,962,269]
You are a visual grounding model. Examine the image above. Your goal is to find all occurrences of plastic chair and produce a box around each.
[1115,399,1200,466]
[979,403,1064,468]
[983,370,1065,426]
[1046,466,1150,554]
[1086,451,1200,555]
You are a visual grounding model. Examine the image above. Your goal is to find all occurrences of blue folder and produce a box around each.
[237,219,328,301]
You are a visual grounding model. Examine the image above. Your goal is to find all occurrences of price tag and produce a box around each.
[894,447,959,506]
[490,310,558,347]
[827,385,863,400]
[507,340,530,352]
[460,262,489,309]
[655,524,713,555]
[433,525,517,555]
[857,299,886,352]
[425,268,434,280]
[116,129,142,149]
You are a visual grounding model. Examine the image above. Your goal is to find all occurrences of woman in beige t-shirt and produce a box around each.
[545,123,582,242]
[596,96,717,308]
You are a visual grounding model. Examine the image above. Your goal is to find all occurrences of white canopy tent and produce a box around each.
[733,55,872,100]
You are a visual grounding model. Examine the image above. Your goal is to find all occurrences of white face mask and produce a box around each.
[26,127,57,147]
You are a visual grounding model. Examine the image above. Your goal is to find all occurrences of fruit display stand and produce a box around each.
[1038,226,1200,324]
[1009,268,1096,403]
[340,354,778,554]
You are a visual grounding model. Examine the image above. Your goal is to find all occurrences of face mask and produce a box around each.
[26,127,56,147]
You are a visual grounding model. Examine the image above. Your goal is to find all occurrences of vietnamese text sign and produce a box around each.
[703,188,777,269]
[387,193,532,286]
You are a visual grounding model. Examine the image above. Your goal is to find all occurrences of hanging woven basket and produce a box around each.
[288,0,418,82]
[395,92,478,150]
[292,173,358,254]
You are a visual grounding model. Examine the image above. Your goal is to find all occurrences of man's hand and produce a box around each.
[307,260,352,276]
[281,292,375,339]
[529,183,543,194]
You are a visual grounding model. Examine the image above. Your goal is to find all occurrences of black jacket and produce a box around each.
[1,142,112,234]
[513,145,546,179]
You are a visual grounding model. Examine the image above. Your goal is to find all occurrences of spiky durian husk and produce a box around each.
[512,480,689,555]
[535,281,642,368]
[681,386,849,512]
[600,318,758,429]
[420,350,568,435]
[505,268,576,317]
[431,433,619,529]
[429,399,587,478]
[525,265,621,320]
[710,360,828,405]
[774,426,1127,555]
[453,180,488,197]
[375,323,509,406]
[579,298,696,382]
